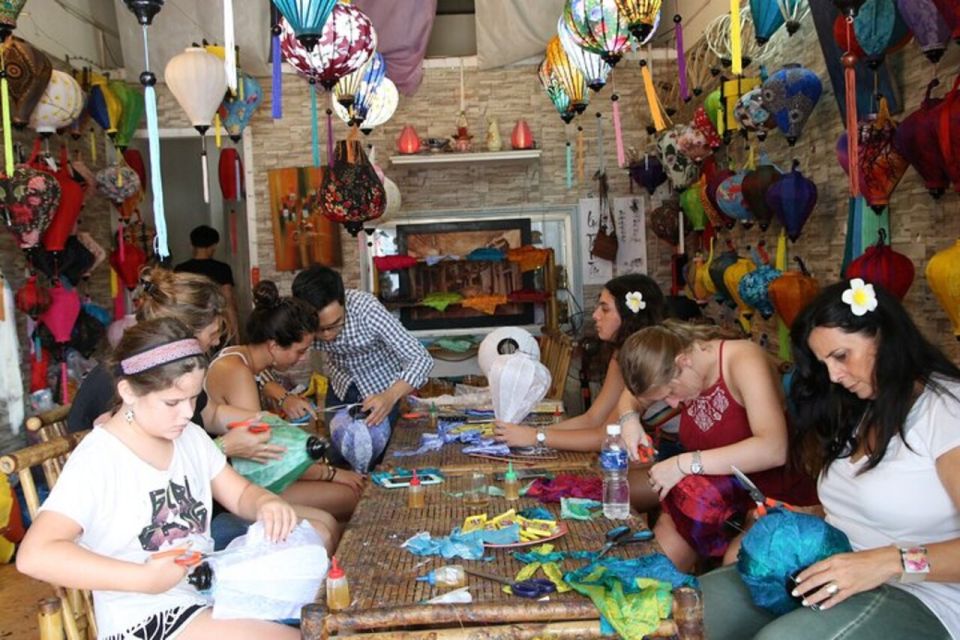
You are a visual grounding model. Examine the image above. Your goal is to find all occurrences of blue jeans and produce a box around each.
[211,512,250,551]
[701,564,950,640]
[325,383,398,470]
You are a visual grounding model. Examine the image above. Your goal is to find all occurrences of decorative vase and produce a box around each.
[511,119,533,150]
[486,117,502,151]
[396,125,421,154]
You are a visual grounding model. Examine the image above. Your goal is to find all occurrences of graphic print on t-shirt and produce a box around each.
[685,385,730,432]
[138,477,208,551]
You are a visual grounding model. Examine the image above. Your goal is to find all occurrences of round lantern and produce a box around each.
[335,76,397,132]
[678,124,712,162]
[122,149,148,193]
[511,120,534,150]
[895,0,950,63]
[724,255,757,331]
[0,166,61,249]
[769,258,819,328]
[614,0,663,43]
[844,230,915,301]
[894,80,948,198]
[657,125,700,191]
[396,125,421,154]
[766,161,817,242]
[3,36,53,128]
[28,70,84,135]
[735,88,775,140]
[271,0,338,51]
[563,0,633,66]
[96,164,141,207]
[761,64,822,146]
[742,164,781,231]
[925,240,960,339]
[630,153,668,195]
[557,16,611,92]
[333,51,384,113]
[739,246,782,320]
[279,5,377,91]
[716,172,754,228]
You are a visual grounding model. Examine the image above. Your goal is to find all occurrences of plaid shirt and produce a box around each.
[313,289,433,400]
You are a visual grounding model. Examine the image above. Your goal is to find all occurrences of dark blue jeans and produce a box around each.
[325,383,398,470]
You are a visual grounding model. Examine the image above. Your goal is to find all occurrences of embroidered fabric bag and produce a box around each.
[319,139,386,235]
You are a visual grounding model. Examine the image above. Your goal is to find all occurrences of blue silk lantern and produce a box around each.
[271,0,337,51]
[87,80,121,138]
[766,161,817,242]
[563,0,633,66]
[329,408,390,472]
[854,0,911,69]
[738,246,781,319]
[219,74,263,143]
[630,153,668,195]
[341,52,384,125]
[751,0,802,45]
[716,172,754,228]
[761,64,822,146]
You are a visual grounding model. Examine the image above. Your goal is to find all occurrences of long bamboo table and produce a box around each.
[300,418,704,640]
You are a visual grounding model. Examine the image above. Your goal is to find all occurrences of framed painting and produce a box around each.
[267,167,342,271]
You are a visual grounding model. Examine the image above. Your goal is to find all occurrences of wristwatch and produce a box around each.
[535,427,547,445]
[689,450,704,475]
[899,546,930,583]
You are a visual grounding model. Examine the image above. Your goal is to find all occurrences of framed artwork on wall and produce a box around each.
[266,167,342,271]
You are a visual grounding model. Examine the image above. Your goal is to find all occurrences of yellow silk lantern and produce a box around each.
[925,240,960,339]
[724,256,757,333]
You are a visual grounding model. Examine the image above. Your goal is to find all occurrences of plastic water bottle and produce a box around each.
[601,424,630,519]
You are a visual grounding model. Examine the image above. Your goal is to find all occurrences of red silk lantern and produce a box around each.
[218,147,245,200]
[511,119,534,149]
[122,149,148,193]
[29,347,50,392]
[742,164,782,231]
[15,275,50,318]
[932,0,960,42]
[396,125,421,154]
[41,147,85,253]
[39,283,81,344]
[109,240,147,290]
[894,80,948,198]
[935,75,960,193]
[768,258,820,328]
[844,230,915,300]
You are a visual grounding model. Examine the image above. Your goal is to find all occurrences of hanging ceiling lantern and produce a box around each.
[122,0,164,26]
[0,0,26,38]
[852,0,912,69]
[219,73,263,142]
[751,0,803,45]
[557,16,611,93]
[563,0,634,67]
[679,183,708,231]
[87,75,122,138]
[111,80,145,151]
[271,0,337,51]
[657,125,700,191]
[833,0,868,17]
[742,163,781,231]
[3,36,53,128]
[766,160,817,242]
[845,230,915,300]
[925,240,960,339]
[734,87,775,140]
[279,3,376,91]
[332,76,397,132]
[769,258,819,328]
[716,172,754,228]
[739,246,781,319]
[613,0,662,44]
[761,63,822,146]
[836,98,908,213]
[629,153,668,195]
[0,166,60,249]
[546,36,589,114]
[893,80,948,198]
[333,51,384,112]
[895,0,951,63]
[649,199,683,245]
[932,0,960,43]
[28,70,84,135]
[538,58,575,124]
[348,53,387,125]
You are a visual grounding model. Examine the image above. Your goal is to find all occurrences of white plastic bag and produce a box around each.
[489,354,552,423]
[208,520,328,620]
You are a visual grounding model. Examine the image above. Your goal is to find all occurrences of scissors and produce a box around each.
[731,465,796,516]
[150,546,212,568]
[595,525,655,559]
[463,568,556,599]
[227,417,270,434]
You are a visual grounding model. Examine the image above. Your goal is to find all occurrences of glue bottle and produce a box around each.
[408,469,425,509]
[503,462,520,501]
[416,564,466,588]
[326,557,351,611]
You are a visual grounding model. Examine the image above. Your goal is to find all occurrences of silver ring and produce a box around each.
[825,583,839,596]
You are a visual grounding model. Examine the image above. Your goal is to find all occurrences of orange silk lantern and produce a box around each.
[925,239,960,339]
[768,258,820,328]
[396,125,421,154]
[511,119,534,149]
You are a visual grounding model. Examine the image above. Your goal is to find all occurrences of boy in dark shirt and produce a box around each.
[175,225,238,338]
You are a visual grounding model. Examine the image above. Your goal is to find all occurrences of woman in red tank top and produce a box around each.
[618,320,817,572]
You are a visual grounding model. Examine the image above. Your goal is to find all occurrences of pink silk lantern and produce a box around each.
[511,119,534,149]
[39,283,81,404]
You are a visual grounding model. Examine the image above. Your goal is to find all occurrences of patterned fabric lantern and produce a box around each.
[936,75,960,193]
[279,5,376,91]
[703,157,735,227]
[351,77,397,132]
[716,172,754,228]
[557,16,611,92]
[95,164,141,210]
[896,0,951,63]
[739,245,781,319]
[742,163,781,231]
[894,80,948,198]
[87,74,122,138]
[219,74,263,142]
[699,175,734,230]
[28,70,84,135]
[766,161,817,242]
[333,52,383,116]
[724,255,757,332]
[111,80,145,151]
[932,0,960,42]
[563,0,633,66]
[769,258,819,328]
[836,98,908,212]
[271,0,338,51]
[853,0,912,68]
[629,153,667,195]
[650,200,683,245]
[925,240,960,338]
[657,125,700,191]
[613,0,662,43]
[693,107,722,149]
[761,64,822,145]
[0,166,60,248]
[679,184,708,231]
[845,230,915,300]
[396,125,420,154]
[2,36,52,128]
[538,59,576,124]
[546,36,589,114]
[678,124,712,162]
[0,0,26,35]
[735,88,775,140]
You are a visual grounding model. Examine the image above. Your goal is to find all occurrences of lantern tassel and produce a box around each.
[118,224,125,262]
[200,138,210,204]
[110,267,118,299]
[34,335,41,362]
[326,108,334,166]
[640,61,667,132]
[89,129,97,163]
[730,0,743,76]
[595,112,605,173]
[1,62,13,176]
[676,14,689,102]
[224,0,237,95]
[576,126,585,183]
[60,360,69,405]
[678,205,685,255]
[142,25,168,259]
[310,82,320,168]
[612,95,626,168]
[565,141,573,189]
[272,27,282,120]
[844,56,860,197]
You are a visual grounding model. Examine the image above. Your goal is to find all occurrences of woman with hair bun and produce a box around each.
[205,281,363,521]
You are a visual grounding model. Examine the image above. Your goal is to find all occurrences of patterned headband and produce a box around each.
[120,339,205,376]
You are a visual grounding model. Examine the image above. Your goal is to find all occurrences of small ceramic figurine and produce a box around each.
[485,117,502,152]
[450,111,473,152]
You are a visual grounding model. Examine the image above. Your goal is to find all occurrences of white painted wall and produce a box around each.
[16,0,122,70]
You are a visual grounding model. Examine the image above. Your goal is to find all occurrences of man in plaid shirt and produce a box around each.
[292,266,433,427]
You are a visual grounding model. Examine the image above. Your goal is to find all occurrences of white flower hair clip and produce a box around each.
[842,278,878,316]
[625,291,646,314]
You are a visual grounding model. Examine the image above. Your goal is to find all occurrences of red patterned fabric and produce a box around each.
[320,140,386,236]
[526,473,603,503]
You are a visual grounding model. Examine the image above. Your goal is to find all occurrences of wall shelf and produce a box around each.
[388,149,541,167]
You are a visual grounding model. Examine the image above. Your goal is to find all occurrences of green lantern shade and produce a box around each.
[111,81,145,151]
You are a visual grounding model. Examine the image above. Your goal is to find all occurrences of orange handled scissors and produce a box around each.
[731,465,796,516]
[150,547,205,567]
[227,418,270,434]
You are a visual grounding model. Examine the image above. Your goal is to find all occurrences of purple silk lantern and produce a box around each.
[761,64,822,145]
[766,161,817,242]
[742,164,781,231]
[894,80,948,198]
[896,0,951,63]
[630,153,668,194]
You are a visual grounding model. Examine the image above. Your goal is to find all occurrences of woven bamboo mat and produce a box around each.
[385,417,596,475]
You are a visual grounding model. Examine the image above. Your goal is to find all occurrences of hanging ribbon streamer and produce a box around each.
[326,108,334,166]
[310,81,320,168]
[224,0,237,95]
[271,18,282,120]
[142,25,168,258]
[576,126,585,182]
[640,61,667,132]
[675,14,689,102]
[595,112,605,173]
[775,228,791,361]
[612,95,626,168]
[0,53,12,176]
[730,0,743,75]
[89,129,97,163]
[678,206,685,255]
[214,112,222,149]
[843,20,860,197]
[200,138,210,204]
[110,268,118,299]
[565,141,573,189]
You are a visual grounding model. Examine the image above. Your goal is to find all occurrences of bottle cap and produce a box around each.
[606,424,621,436]
[410,470,421,486]
[328,556,345,579]
[415,571,436,586]
[504,461,517,482]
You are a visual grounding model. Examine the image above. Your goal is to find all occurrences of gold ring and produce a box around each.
[825,583,839,596]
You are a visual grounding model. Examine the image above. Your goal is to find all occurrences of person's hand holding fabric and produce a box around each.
[361,391,395,425]
[493,420,536,447]
[647,456,687,500]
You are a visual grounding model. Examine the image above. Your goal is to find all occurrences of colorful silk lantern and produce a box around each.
[932,0,960,42]
[2,36,52,128]
[218,73,263,142]
[546,36,589,114]
[836,98,908,212]
[563,0,633,66]
[279,4,377,91]
[28,70,84,135]
[751,0,803,45]
[218,147,245,200]
[936,75,960,193]
[396,125,421,154]
[0,166,60,249]
[686,252,711,304]
[650,200,683,245]
[761,64,822,145]
[110,239,147,290]
[679,184,708,231]
[614,0,662,43]
[852,0,912,68]
[511,120,534,150]
[739,245,781,319]
[122,149,147,193]
[735,87,775,140]
[845,230,915,300]
[896,0,951,63]
[629,153,667,195]
[742,164,781,231]
[95,164,141,209]
[768,258,819,328]
[699,174,735,230]
[925,240,960,338]
[708,243,740,305]
[87,75,122,137]
[724,255,757,332]
[0,0,26,36]
[539,59,576,124]
[678,124,712,162]
[343,77,397,132]
[657,125,700,191]
[111,80,145,151]
[716,172,754,228]
[894,80,948,198]
[39,282,82,403]
[557,16,611,92]
[333,51,383,116]
[766,161,817,242]
[345,54,387,126]
[271,0,337,51]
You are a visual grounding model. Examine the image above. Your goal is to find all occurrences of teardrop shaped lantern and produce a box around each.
[271,0,338,51]
[396,125,421,154]
[895,0,951,63]
[0,166,60,249]
[845,230,915,300]
[852,0,912,68]
[557,16,611,92]
[716,172,754,228]
[708,243,740,306]
[766,161,817,242]
[111,80,145,151]
[165,47,228,204]
[739,245,781,319]
[836,98,908,212]
[724,255,757,332]
[219,73,263,142]
[657,125,700,191]
[742,163,781,231]
[935,75,960,193]
[629,153,667,195]
[538,59,576,124]
[546,36,589,114]
[87,74,122,138]
[925,240,960,339]
[677,123,712,162]
[768,258,819,328]
[751,0,803,45]
[679,184,708,231]
[894,80,949,198]
[2,36,53,128]
[761,64,822,146]
[650,199,683,245]
[28,70,84,135]
[735,88,775,140]
[511,120,534,150]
